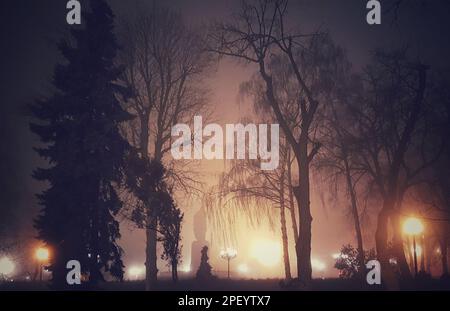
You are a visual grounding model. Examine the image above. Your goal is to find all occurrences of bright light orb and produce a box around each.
[0,257,15,275]
[128,265,144,279]
[403,217,424,235]
[237,263,249,274]
[35,247,49,262]
[311,258,326,271]
[250,239,281,267]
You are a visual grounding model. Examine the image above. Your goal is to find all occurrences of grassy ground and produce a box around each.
[1,277,450,291]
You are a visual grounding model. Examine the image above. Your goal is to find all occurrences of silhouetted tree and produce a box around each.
[118,3,210,290]
[315,71,368,277]
[350,50,444,288]
[334,244,376,279]
[213,133,294,280]
[125,158,184,282]
[159,200,183,282]
[196,246,213,280]
[209,0,347,284]
[29,0,131,288]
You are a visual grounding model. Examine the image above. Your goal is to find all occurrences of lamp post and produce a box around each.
[35,247,49,282]
[403,217,424,277]
[220,248,237,279]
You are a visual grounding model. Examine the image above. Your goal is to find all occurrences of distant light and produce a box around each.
[181,264,191,273]
[237,263,249,274]
[436,248,441,254]
[331,253,340,259]
[331,253,348,260]
[411,245,423,257]
[403,217,424,235]
[128,265,144,280]
[311,258,326,271]
[35,247,50,262]
[220,248,237,259]
[0,257,15,276]
[250,240,281,267]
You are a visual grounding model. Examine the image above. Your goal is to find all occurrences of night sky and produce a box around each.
[1,0,450,277]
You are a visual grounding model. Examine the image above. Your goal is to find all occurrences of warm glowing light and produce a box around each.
[35,247,49,262]
[220,248,237,259]
[331,253,348,260]
[237,263,249,273]
[128,265,144,280]
[411,245,423,257]
[181,264,191,273]
[0,257,15,275]
[250,239,281,267]
[311,258,326,271]
[403,217,424,235]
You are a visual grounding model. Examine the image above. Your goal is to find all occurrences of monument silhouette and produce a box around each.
[191,206,209,273]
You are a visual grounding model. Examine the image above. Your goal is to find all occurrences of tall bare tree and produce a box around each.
[119,4,210,290]
[315,76,368,276]
[214,134,295,280]
[349,50,446,288]
[208,0,346,283]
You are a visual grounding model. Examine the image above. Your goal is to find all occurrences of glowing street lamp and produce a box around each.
[403,217,424,277]
[220,248,237,279]
[35,247,50,282]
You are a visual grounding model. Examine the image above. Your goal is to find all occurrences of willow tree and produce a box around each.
[209,0,346,283]
[214,133,296,280]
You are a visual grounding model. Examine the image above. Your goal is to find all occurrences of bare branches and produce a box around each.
[119,4,212,203]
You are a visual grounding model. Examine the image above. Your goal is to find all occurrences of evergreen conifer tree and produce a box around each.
[30,0,131,288]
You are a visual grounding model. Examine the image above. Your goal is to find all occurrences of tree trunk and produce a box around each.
[139,114,160,291]
[440,236,448,276]
[287,148,299,242]
[425,235,431,274]
[293,141,312,284]
[279,173,292,280]
[375,204,399,289]
[145,211,158,290]
[343,156,365,276]
[172,261,178,282]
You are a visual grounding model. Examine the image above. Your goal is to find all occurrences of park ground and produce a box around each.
[1,277,450,291]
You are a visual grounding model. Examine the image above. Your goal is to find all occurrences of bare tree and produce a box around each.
[208,0,345,284]
[349,50,447,288]
[213,133,295,280]
[315,75,368,276]
[119,4,210,290]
